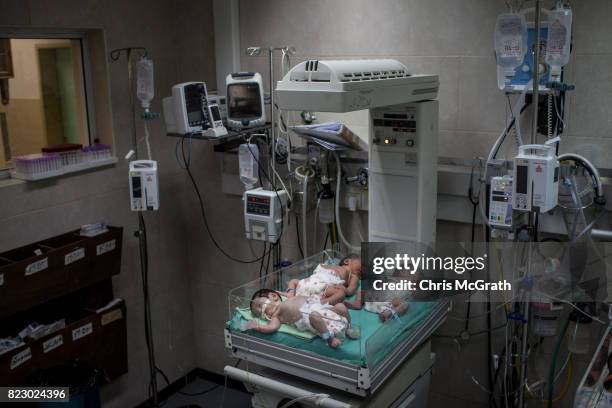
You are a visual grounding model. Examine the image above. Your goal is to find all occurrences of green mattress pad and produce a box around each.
[228,300,439,368]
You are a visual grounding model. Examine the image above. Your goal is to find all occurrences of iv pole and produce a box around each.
[245,46,295,267]
[110,47,160,408]
[519,2,541,406]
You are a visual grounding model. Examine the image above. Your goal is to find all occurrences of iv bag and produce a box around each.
[495,13,528,69]
[137,57,154,110]
[545,8,572,69]
[239,144,259,189]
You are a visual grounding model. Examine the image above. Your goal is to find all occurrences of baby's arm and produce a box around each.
[344,290,363,309]
[285,279,300,297]
[345,273,360,296]
[252,317,281,334]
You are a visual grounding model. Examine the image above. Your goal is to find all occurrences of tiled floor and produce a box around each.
[162,378,252,408]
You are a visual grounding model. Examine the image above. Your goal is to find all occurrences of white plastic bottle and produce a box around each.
[239,143,259,189]
[136,57,154,111]
[546,7,572,73]
[495,13,528,69]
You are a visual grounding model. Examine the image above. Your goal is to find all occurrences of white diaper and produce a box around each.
[294,297,347,338]
[295,265,344,298]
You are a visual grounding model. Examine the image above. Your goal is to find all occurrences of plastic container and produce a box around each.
[239,143,259,189]
[495,13,528,69]
[531,302,561,337]
[42,144,84,168]
[136,57,154,110]
[13,154,63,179]
[545,7,572,70]
[82,144,112,162]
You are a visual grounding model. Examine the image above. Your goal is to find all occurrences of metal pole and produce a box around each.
[520,3,542,404]
[531,0,541,144]
[129,52,157,408]
[224,365,352,408]
[116,48,157,407]
[592,228,612,241]
[269,47,276,189]
[127,49,139,158]
[518,241,532,408]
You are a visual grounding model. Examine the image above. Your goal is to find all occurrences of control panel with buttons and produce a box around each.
[372,108,417,150]
[244,188,288,243]
[489,175,513,229]
[368,100,438,245]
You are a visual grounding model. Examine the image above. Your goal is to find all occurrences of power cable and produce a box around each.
[180,135,274,264]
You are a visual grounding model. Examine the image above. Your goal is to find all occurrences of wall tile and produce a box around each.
[571,0,612,56]
[0,0,31,25]
[458,56,507,133]
[566,54,612,139]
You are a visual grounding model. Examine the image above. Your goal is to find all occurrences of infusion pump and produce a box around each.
[129,160,159,211]
[512,144,559,212]
[244,188,288,243]
[489,175,513,229]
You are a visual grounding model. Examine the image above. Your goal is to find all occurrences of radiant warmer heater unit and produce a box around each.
[276,59,439,112]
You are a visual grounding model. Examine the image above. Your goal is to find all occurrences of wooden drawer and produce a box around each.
[0,227,123,318]
[0,300,127,386]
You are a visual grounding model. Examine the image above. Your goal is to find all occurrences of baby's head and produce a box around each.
[340,254,362,276]
[250,289,282,319]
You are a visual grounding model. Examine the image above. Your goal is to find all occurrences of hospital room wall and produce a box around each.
[238,0,612,169]
[0,1,216,406]
[233,1,612,407]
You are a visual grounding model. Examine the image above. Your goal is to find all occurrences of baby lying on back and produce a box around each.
[247,289,359,348]
[285,254,361,305]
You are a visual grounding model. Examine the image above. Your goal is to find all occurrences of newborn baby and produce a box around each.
[248,290,359,348]
[345,268,412,322]
[286,254,362,305]
[345,291,409,322]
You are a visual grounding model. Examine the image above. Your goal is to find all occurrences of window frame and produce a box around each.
[0,28,98,172]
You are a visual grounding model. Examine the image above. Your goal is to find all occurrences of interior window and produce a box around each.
[0,38,91,170]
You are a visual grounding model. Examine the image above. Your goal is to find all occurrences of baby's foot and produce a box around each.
[345,326,361,340]
[328,337,343,348]
[380,310,392,322]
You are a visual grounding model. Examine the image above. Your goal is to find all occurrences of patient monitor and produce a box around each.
[162,81,228,137]
[226,72,266,129]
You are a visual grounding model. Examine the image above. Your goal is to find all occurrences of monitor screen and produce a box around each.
[516,165,528,194]
[228,83,262,119]
[210,105,221,122]
[184,83,205,124]
[187,110,203,123]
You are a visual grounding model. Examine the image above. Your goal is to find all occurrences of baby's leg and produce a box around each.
[332,303,350,324]
[380,299,409,321]
[321,285,346,305]
[333,303,360,340]
[308,311,342,348]
[391,298,409,316]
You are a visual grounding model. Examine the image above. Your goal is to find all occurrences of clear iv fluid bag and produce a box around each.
[546,8,572,69]
[239,144,259,189]
[137,57,154,110]
[495,13,528,68]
